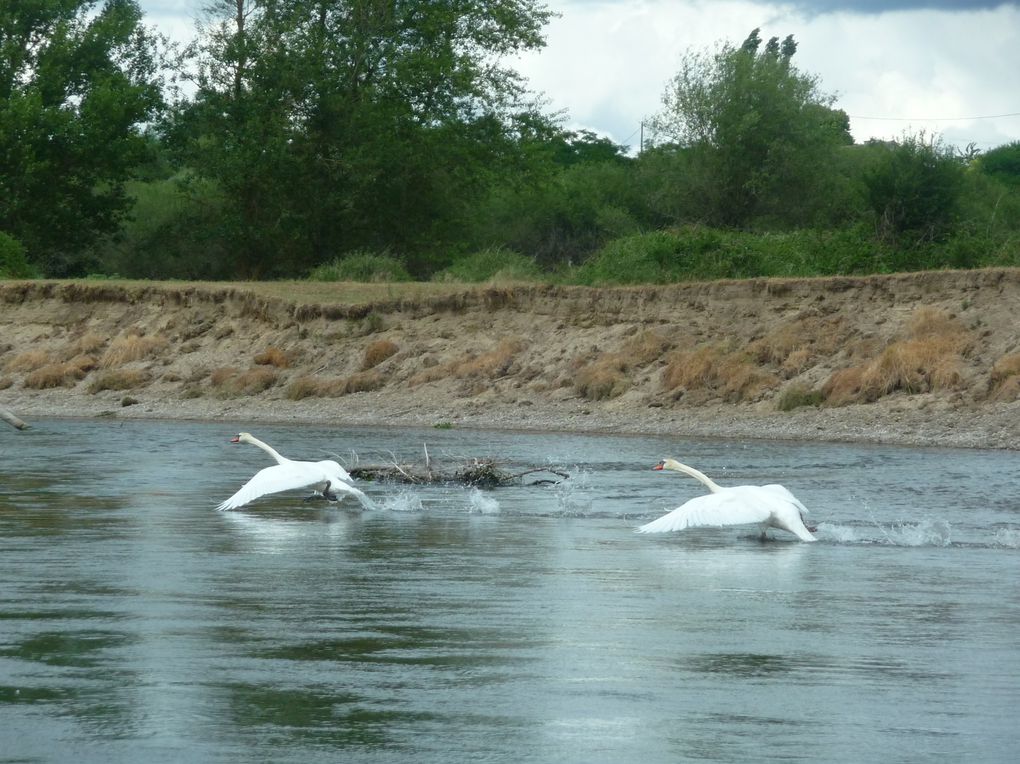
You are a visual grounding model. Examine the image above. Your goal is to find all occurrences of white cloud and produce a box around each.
[518,1,1020,151]
[137,0,1020,152]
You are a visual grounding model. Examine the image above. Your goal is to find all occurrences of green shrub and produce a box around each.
[0,232,36,278]
[979,141,1020,187]
[573,224,891,285]
[574,231,684,285]
[777,385,825,411]
[308,251,412,282]
[434,247,544,283]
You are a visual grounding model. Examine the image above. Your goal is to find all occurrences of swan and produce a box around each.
[637,458,817,542]
[217,432,372,511]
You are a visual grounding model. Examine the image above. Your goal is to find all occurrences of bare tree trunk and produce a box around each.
[1,408,28,430]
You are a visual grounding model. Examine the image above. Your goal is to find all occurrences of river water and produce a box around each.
[1,418,1018,763]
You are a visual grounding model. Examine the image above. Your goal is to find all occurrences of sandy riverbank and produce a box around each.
[3,274,1020,450]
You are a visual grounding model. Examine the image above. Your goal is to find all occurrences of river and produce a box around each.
[1,418,1018,762]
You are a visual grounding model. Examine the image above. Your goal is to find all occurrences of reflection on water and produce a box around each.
[1,418,1019,762]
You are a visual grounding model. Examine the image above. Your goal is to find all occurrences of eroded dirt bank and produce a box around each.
[2,272,1019,449]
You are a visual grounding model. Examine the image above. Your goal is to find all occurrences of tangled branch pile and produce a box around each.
[348,447,568,487]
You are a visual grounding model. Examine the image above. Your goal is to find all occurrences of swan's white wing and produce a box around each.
[217,463,328,511]
[760,484,809,515]
[315,459,353,484]
[637,490,773,534]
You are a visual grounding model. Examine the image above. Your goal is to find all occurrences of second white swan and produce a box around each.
[217,432,372,511]
[637,458,817,541]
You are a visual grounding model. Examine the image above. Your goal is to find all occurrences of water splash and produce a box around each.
[883,519,953,547]
[553,465,593,517]
[817,519,953,547]
[468,488,500,515]
[380,491,424,513]
[993,528,1020,549]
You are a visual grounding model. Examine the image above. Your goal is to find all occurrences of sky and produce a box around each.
[139,0,1020,154]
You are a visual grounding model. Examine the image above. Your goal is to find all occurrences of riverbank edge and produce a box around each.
[6,388,1019,452]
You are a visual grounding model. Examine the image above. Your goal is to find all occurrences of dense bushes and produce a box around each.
[433,248,544,283]
[0,232,36,278]
[308,252,412,283]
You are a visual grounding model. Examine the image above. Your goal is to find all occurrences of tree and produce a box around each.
[864,132,965,246]
[172,0,554,278]
[650,29,852,228]
[979,141,1020,187]
[0,0,165,275]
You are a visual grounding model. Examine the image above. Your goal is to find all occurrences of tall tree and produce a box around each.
[173,0,554,278]
[651,29,851,228]
[0,0,165,275]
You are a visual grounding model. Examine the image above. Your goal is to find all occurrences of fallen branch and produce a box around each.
[1,407,28,430]
[349,452,568,487]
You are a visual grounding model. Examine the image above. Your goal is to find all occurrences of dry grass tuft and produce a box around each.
[339,369,385,394]
[4,350,51,373]
[361,339,399,370]
[286,370,387,399]
[87,369,149,393]
[575,355,630,401]
[455,339,526,378]
[988,353,1020,401]
[100,334,168,368]
[23,355,97,389]
[410,338,526,386]
[820,367,866,406]
[661,345,778,402]
[628,330,672,365]
[210,366,279,396]
[285,375,326,400]
[748,316,849,372]
[821,307,972,405]
[254,346,290,368]
[571,332,669,401]
[209,367,239,387]
[233,368,279,395]
[63,333,106,359]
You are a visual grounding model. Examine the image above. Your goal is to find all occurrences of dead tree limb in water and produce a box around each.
[1,408,28,430]
[349,450,569,488]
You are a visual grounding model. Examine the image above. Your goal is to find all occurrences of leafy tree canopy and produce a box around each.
[170,0,555,278]
[650,28,852,227]
[0,0,165,275]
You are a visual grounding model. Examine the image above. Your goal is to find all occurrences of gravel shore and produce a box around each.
[6,388,1019,451]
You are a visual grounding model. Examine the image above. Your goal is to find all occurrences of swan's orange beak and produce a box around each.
[229,435,240,443]
[653,462,664,471]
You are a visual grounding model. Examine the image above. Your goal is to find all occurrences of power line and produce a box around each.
[848,111,1020,121]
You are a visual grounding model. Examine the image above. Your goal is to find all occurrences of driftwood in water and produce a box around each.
[1,408,28,430]
[348,445,568,487]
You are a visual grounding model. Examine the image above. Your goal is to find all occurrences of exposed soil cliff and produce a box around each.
[2,272,1019,448]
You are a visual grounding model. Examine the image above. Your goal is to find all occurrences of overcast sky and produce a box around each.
[139,0,1020,153]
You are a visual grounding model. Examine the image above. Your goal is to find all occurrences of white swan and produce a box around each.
[637,458,817,542]
[217,432,372,511]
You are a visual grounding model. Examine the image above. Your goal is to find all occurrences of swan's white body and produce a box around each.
[217,432,371,511]
[638,458,816,542]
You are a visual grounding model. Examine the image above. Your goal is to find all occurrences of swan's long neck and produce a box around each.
[245,435,288,464]
[665,460,723,492]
